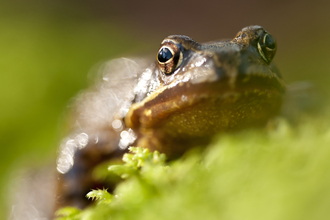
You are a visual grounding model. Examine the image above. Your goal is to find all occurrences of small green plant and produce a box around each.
[55,147,169,220]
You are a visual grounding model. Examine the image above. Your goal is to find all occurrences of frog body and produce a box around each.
[56,25,285,208]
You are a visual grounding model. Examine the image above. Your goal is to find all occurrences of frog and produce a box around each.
[55,25,285,209]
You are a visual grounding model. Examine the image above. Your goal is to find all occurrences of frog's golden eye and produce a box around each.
[157,42,183,75]
[257,33,276,64]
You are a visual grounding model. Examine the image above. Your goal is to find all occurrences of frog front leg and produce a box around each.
[55,131,125,209]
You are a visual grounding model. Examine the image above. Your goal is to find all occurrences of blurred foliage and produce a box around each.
[56,118,330,220]
[0,2,148,219]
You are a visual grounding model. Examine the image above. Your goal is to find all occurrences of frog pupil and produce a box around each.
[264,34,275,50]
[158,47,173,63]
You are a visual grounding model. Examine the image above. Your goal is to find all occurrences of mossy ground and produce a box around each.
[56,114,330,220]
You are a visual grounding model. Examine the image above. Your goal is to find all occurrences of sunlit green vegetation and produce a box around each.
[56,117,330,220]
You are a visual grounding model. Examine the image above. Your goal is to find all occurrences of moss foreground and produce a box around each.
[56,117,330,220]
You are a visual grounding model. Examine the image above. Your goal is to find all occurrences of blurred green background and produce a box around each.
[0,0,329,219]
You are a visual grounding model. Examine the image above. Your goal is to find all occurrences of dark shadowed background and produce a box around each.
[1,0,329,218]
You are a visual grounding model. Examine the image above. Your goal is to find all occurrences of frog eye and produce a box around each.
[157,43,183,75]
[257,33,276,64]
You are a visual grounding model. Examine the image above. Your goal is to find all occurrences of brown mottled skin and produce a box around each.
[56,26,285,209]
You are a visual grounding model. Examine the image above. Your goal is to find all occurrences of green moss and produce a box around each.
[56,117,330,220]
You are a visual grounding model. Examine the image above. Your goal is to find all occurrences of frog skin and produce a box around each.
[56,25,285,209]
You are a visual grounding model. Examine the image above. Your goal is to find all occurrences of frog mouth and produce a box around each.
[125,74,285,130]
